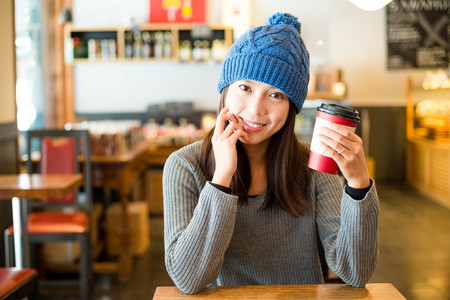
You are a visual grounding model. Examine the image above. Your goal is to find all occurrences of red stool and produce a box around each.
[0,268,38,300]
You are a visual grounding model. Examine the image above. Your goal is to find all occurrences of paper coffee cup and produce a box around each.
[308,103,361,174]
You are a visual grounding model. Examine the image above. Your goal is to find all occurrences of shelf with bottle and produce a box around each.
[63,23,233,64]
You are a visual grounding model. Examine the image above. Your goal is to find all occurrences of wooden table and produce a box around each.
[0,173,83,268]
[23,143,149,281]
[89,143,149,281]
[153,284,406,299]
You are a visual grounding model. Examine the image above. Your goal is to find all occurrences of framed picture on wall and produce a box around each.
[149,0,207,24]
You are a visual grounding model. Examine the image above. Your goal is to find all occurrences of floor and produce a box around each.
[39,182,450,299]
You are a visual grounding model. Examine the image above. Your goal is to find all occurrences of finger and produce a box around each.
[214,111,238,137]
[218,120,245,140]
[318,133,349,154]
[323,123,360,143]
[320,142,346,162]
[222,121,239,138]
[229,128,248,144]
[214,107,229,135]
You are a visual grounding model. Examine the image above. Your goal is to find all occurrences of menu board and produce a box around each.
[386,0,449,69]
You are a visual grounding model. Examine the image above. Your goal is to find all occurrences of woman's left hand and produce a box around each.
[318,122,370,189]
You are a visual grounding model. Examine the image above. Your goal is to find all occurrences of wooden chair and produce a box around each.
[4,129,93,300]
[0,268,38,300]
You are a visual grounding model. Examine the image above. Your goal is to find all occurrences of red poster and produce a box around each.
[149,0,207,24]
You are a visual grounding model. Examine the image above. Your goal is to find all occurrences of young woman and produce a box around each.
[163,12,379,294]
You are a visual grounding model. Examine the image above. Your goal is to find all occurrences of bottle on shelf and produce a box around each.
[141,31,151,59]
[201,40,210,61]
[192,40,202,61]
[211,39,227,62]
[154,31,164,59]
[101,39,109,60]
[88,39,97,60]
[108,39,117,59]
[179,40,192,62]
[163,31,172,59]
[133,31,142,58]
[125,32,133,59]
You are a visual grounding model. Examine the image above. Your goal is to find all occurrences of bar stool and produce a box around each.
[0,267,38,300]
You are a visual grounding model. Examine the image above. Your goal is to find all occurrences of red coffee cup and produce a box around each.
[308,103,361,174]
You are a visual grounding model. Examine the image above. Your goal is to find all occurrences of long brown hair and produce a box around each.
[199,86,311,217]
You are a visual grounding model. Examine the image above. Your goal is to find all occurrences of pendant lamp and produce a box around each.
[349,0,393,11]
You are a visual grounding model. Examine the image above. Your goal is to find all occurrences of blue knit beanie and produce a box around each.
[217,12,310,114]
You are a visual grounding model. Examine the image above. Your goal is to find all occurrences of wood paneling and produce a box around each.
[406,138,450,209]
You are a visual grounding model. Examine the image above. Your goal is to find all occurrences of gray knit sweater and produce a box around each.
[163,141,379,294]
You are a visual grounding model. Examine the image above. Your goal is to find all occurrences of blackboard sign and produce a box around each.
[387,0,449,69]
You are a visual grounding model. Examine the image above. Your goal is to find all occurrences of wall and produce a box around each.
[328,1,426,106]
[0,0,18,267]
[71,0,420,181]
[73,0,427,113]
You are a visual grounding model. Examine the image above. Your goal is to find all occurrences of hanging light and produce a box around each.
[349,0,393,11]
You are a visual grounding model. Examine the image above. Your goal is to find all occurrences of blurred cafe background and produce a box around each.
[0,0,449,299]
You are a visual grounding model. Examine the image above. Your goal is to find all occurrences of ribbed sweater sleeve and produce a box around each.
[163,150,238,294]
[314,172,379,287]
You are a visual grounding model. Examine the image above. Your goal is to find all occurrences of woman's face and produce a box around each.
[226,80,290,145]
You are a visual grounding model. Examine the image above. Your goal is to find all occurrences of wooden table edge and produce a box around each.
[152,283,406,299]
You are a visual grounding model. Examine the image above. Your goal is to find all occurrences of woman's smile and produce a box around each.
[239,117,267,132]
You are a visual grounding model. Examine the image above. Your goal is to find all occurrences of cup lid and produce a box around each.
[317,103,360,123]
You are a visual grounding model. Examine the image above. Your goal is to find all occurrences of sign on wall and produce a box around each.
[149,0,207,23]
[386,0,449,69]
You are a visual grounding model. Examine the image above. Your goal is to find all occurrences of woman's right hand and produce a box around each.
[211,107,248,188]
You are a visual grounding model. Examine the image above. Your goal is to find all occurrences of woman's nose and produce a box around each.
[246,95,266,116]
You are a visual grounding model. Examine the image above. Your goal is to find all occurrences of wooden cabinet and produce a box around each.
[63,24,233,63]
[406,79,450,209]
[406,138,450,208]
[146,145,182,215]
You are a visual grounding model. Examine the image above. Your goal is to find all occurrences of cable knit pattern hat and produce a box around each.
[217,12,310,114]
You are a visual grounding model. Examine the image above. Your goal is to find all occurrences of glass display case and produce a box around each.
[406,78,450,209]
[409,87,450,143]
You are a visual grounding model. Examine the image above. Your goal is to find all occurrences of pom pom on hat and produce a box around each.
[266,12,301,33]
[217,12,310,114]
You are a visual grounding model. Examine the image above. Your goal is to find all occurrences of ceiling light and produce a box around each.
[349,0,393,11]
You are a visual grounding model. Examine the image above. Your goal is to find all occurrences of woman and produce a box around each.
[163,12,379,294]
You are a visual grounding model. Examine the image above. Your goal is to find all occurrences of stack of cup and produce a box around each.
[308,103,361,174]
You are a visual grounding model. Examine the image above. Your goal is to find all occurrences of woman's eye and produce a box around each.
[239,85,251,92]
[271,92,284,99]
